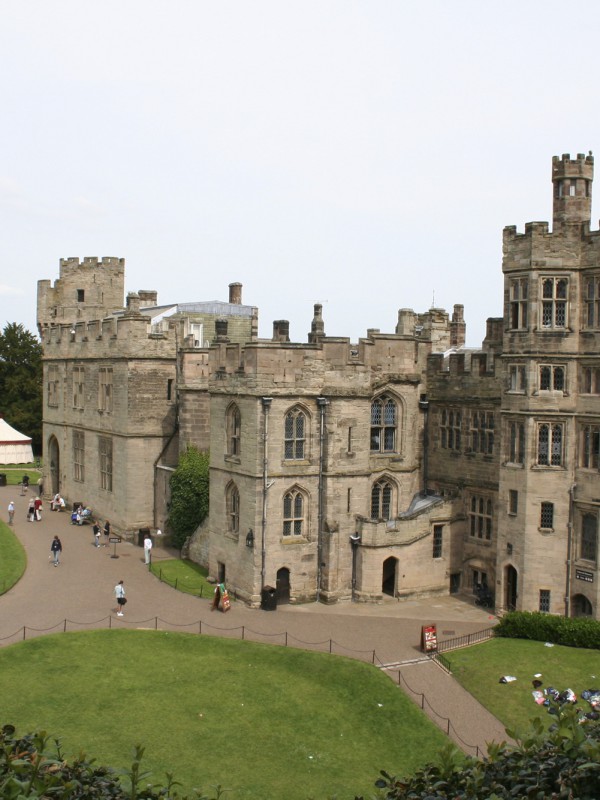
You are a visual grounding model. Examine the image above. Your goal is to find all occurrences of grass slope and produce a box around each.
[447,637,600,732]
[0,629,448,800]
[0,520,27,594]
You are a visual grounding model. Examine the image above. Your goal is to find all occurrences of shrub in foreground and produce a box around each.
[373,704,600,799]
[0,724,224,799]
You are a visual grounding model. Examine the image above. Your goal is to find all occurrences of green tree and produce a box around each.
[168,446,210,549]
[0,323,42,455]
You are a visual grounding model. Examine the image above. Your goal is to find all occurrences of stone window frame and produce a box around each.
[282,486,308,538]
[73,430,85,483]
[538,363,566,393]
[583,274,600,329]
[370,477,395,521]
[507,419,526,465]
[540,276,568,329]
[370,394,399,454]
[539,589,551,613]
[509,276,528,330]
[536,421,564,467]
[581,364,600,394]
[226,403,241,457]
[439,407,462,451]
[72,365,85,410]
[580,512,598,564]
[47,364,59,408]
[468,494,493,541]
[283,405,309,461]
[469,410,494,455]
[432,524,443,559]
[540,501,554,531]
[580,423,600,470]
[507,363,527,393]
[99,436,113,492]
[508,489,518,516]
[226,481,240,534]
[98,367,113,413]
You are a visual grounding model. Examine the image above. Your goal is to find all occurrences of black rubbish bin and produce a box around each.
[138,528,150,547]
[261,586,277,611]
[0,474,6,487]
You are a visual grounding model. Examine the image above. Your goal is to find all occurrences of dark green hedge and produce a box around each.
[495,611,600,649]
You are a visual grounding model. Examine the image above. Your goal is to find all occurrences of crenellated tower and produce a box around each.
[552,152,594,230]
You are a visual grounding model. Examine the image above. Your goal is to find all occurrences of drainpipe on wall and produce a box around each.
[565,483,576,618]
[418,393,429,495]
[260,397,272,593]
[316,396,328,601]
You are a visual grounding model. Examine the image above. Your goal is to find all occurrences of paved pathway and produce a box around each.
[0,484,511,756]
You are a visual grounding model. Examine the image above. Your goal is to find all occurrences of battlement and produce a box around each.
[59,256,125,272]
[551,152,594,179]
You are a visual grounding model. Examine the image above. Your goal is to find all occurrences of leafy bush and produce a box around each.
[495,611,600,649]
[0,724,224,799]
[167,447,210,550]
[373,705,600,799]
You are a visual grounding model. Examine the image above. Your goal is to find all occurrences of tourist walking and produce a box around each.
[34,496,43,521]
[27,498,35,522]
[50,535,62,566]
[143,532,153,565]
[103,520,111,546]
[114,580,127,616]
[7,501,15,525]
[93,522,101,547]
[37,476,44,496]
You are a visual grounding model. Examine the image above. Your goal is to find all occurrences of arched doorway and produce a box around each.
[505,564,517,611]
[276,567,290,604]
[572,594,593,617]
[382,557,397,597]
[48,436,60,496]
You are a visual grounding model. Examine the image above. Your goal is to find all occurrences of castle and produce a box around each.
[37,153,600,617]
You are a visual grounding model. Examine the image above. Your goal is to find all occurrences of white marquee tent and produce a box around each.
[0,418,34,464]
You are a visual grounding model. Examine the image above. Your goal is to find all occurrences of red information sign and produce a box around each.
[221,589,231,612]
[421,624,437,652]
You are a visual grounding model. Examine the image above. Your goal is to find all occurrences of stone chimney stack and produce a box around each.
[273,320,290,342]
[125,292,141,315]
[450,304,466,347]
[229,283,242,305]
[308,303,325,343]
[138,290,158,307]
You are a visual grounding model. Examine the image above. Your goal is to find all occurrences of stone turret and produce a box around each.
[552,152,593,230]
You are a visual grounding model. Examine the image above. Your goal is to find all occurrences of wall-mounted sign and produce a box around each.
[576,569,594,583]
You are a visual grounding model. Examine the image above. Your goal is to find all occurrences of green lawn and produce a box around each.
[150,558,216,598]
[446,637,600,734]
[0,520,27,594]
[0,462,41,486]
[0,630,448,800]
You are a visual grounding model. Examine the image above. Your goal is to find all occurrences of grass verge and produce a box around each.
[150,558,215,598]
[0,520,27,594]
[446,637,600,733]
[0,629,448,800]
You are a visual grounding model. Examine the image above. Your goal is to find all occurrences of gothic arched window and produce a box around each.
[226,404,241,457]
[226,483,240,533]
[370,395,397,453]
[371,479,393,520]
[283,488,306,536]
[284,407,306,460]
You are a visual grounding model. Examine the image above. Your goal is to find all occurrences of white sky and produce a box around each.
[1,1,599,346]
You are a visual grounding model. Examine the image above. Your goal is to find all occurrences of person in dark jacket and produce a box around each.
[50,535,62,566]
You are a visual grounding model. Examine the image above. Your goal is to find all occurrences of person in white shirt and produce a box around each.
[143,534,153,565]
[114,580,126,616]
[7,501,15,525]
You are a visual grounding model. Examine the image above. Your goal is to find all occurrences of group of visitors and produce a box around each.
[26,496,43,522]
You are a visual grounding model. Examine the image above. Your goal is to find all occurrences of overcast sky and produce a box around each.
[2,1,599,347]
